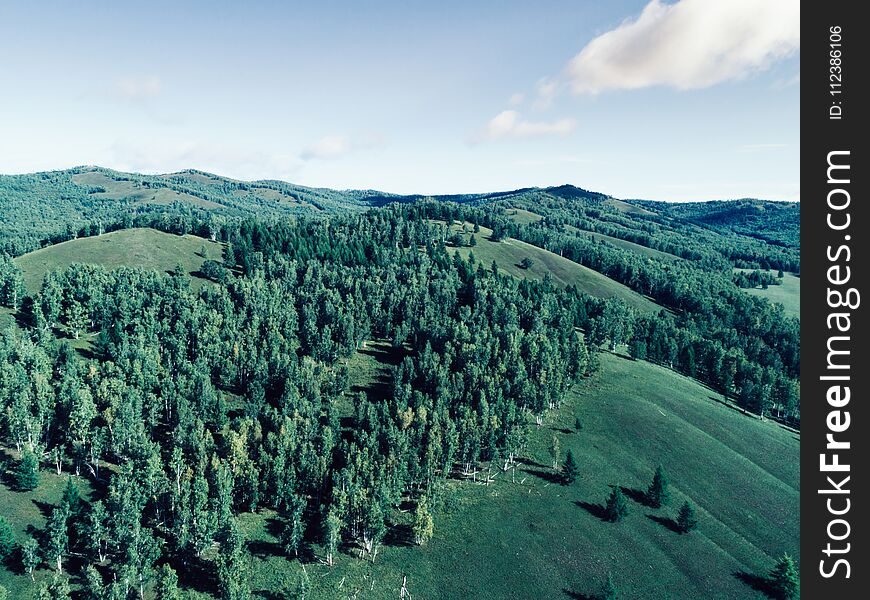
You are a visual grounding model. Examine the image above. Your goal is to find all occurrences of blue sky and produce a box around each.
[0,0,799,201]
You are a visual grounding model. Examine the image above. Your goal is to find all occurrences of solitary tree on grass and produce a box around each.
[16,447,40,491]
[647,465,670,508]
[769,553,799,599]
[605,488,628,522]
[561,449,578,485]
[677,500,698,534]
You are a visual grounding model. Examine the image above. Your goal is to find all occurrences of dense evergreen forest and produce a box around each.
[0,168,799,599]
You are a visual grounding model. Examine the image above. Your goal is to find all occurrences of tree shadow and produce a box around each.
[516,456,546,469]
[621,486,653,507]
[384,521,414,548]
[32,499,56,519]
[551,426,573,435]
[646,514,682,534]
[523,468,563,485]
[733,571,778,598]
[175,554,217,595]
[574,500,608,521]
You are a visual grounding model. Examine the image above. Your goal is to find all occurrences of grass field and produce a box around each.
[504,208,545,225]
[14,228,224,294]
[441,222,662,314]
[735,270,800,319]
[603,198,656,216]
[71,171,225,209]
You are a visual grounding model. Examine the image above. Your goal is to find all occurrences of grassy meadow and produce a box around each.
[441,222,662,314]
[14,228,223,294]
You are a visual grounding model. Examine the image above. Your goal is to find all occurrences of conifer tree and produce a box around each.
[769,553,799,599]
[16,447,40,491]
[605,488,628,523]
[677,500,698,534]
[647,466,670,508]
[561,449,578,485]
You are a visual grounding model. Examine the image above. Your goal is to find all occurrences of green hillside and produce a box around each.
[442,222,662,314]
[14,228,223,293]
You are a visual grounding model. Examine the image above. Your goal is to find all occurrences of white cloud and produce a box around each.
[477,110,577,142]
[300,135,351,160]
[115,76,163,101]
[300,133,384,161]
[565,0,800,94]
[106,139,303,181]
[508,92,525,106]
[533,77,559,109]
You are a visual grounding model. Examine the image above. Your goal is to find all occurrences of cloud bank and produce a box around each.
[477,110,577,142]
[565,0,800,94]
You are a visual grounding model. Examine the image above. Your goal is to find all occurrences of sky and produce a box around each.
[0,0,800,202]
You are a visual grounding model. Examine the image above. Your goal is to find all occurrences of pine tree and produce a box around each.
[646,466,670,508]
[676,500,698,534]
[16,447,40,491]
[561,449,578,485]
[61,478,82,516]
[0,516,14,564]
[605,488,628,523]
[769,553,799,599]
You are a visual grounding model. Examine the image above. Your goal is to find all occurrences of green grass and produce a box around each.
[503,208,544,225]
[71,171,226,209]
[735,270,800,319]
[442,222,662,314]
[14,228,224,294]
[603,198,656,216]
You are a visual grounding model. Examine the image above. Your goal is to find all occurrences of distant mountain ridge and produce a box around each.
[0,165,798,257]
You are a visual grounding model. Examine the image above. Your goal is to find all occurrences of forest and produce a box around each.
[0,168,799,599]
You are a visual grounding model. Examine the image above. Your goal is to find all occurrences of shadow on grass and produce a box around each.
[523,468,563,485]
[733,571,778,598]
[253,592,285,600]
[551,426,574,435]
[574,500,608,521]
[516,456,547,469]
[646,513,682,534]
[384,521,414,548]
[32,499,56,519]
[620,486,653,507]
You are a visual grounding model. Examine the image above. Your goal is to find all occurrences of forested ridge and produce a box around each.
[0,168,799,599]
